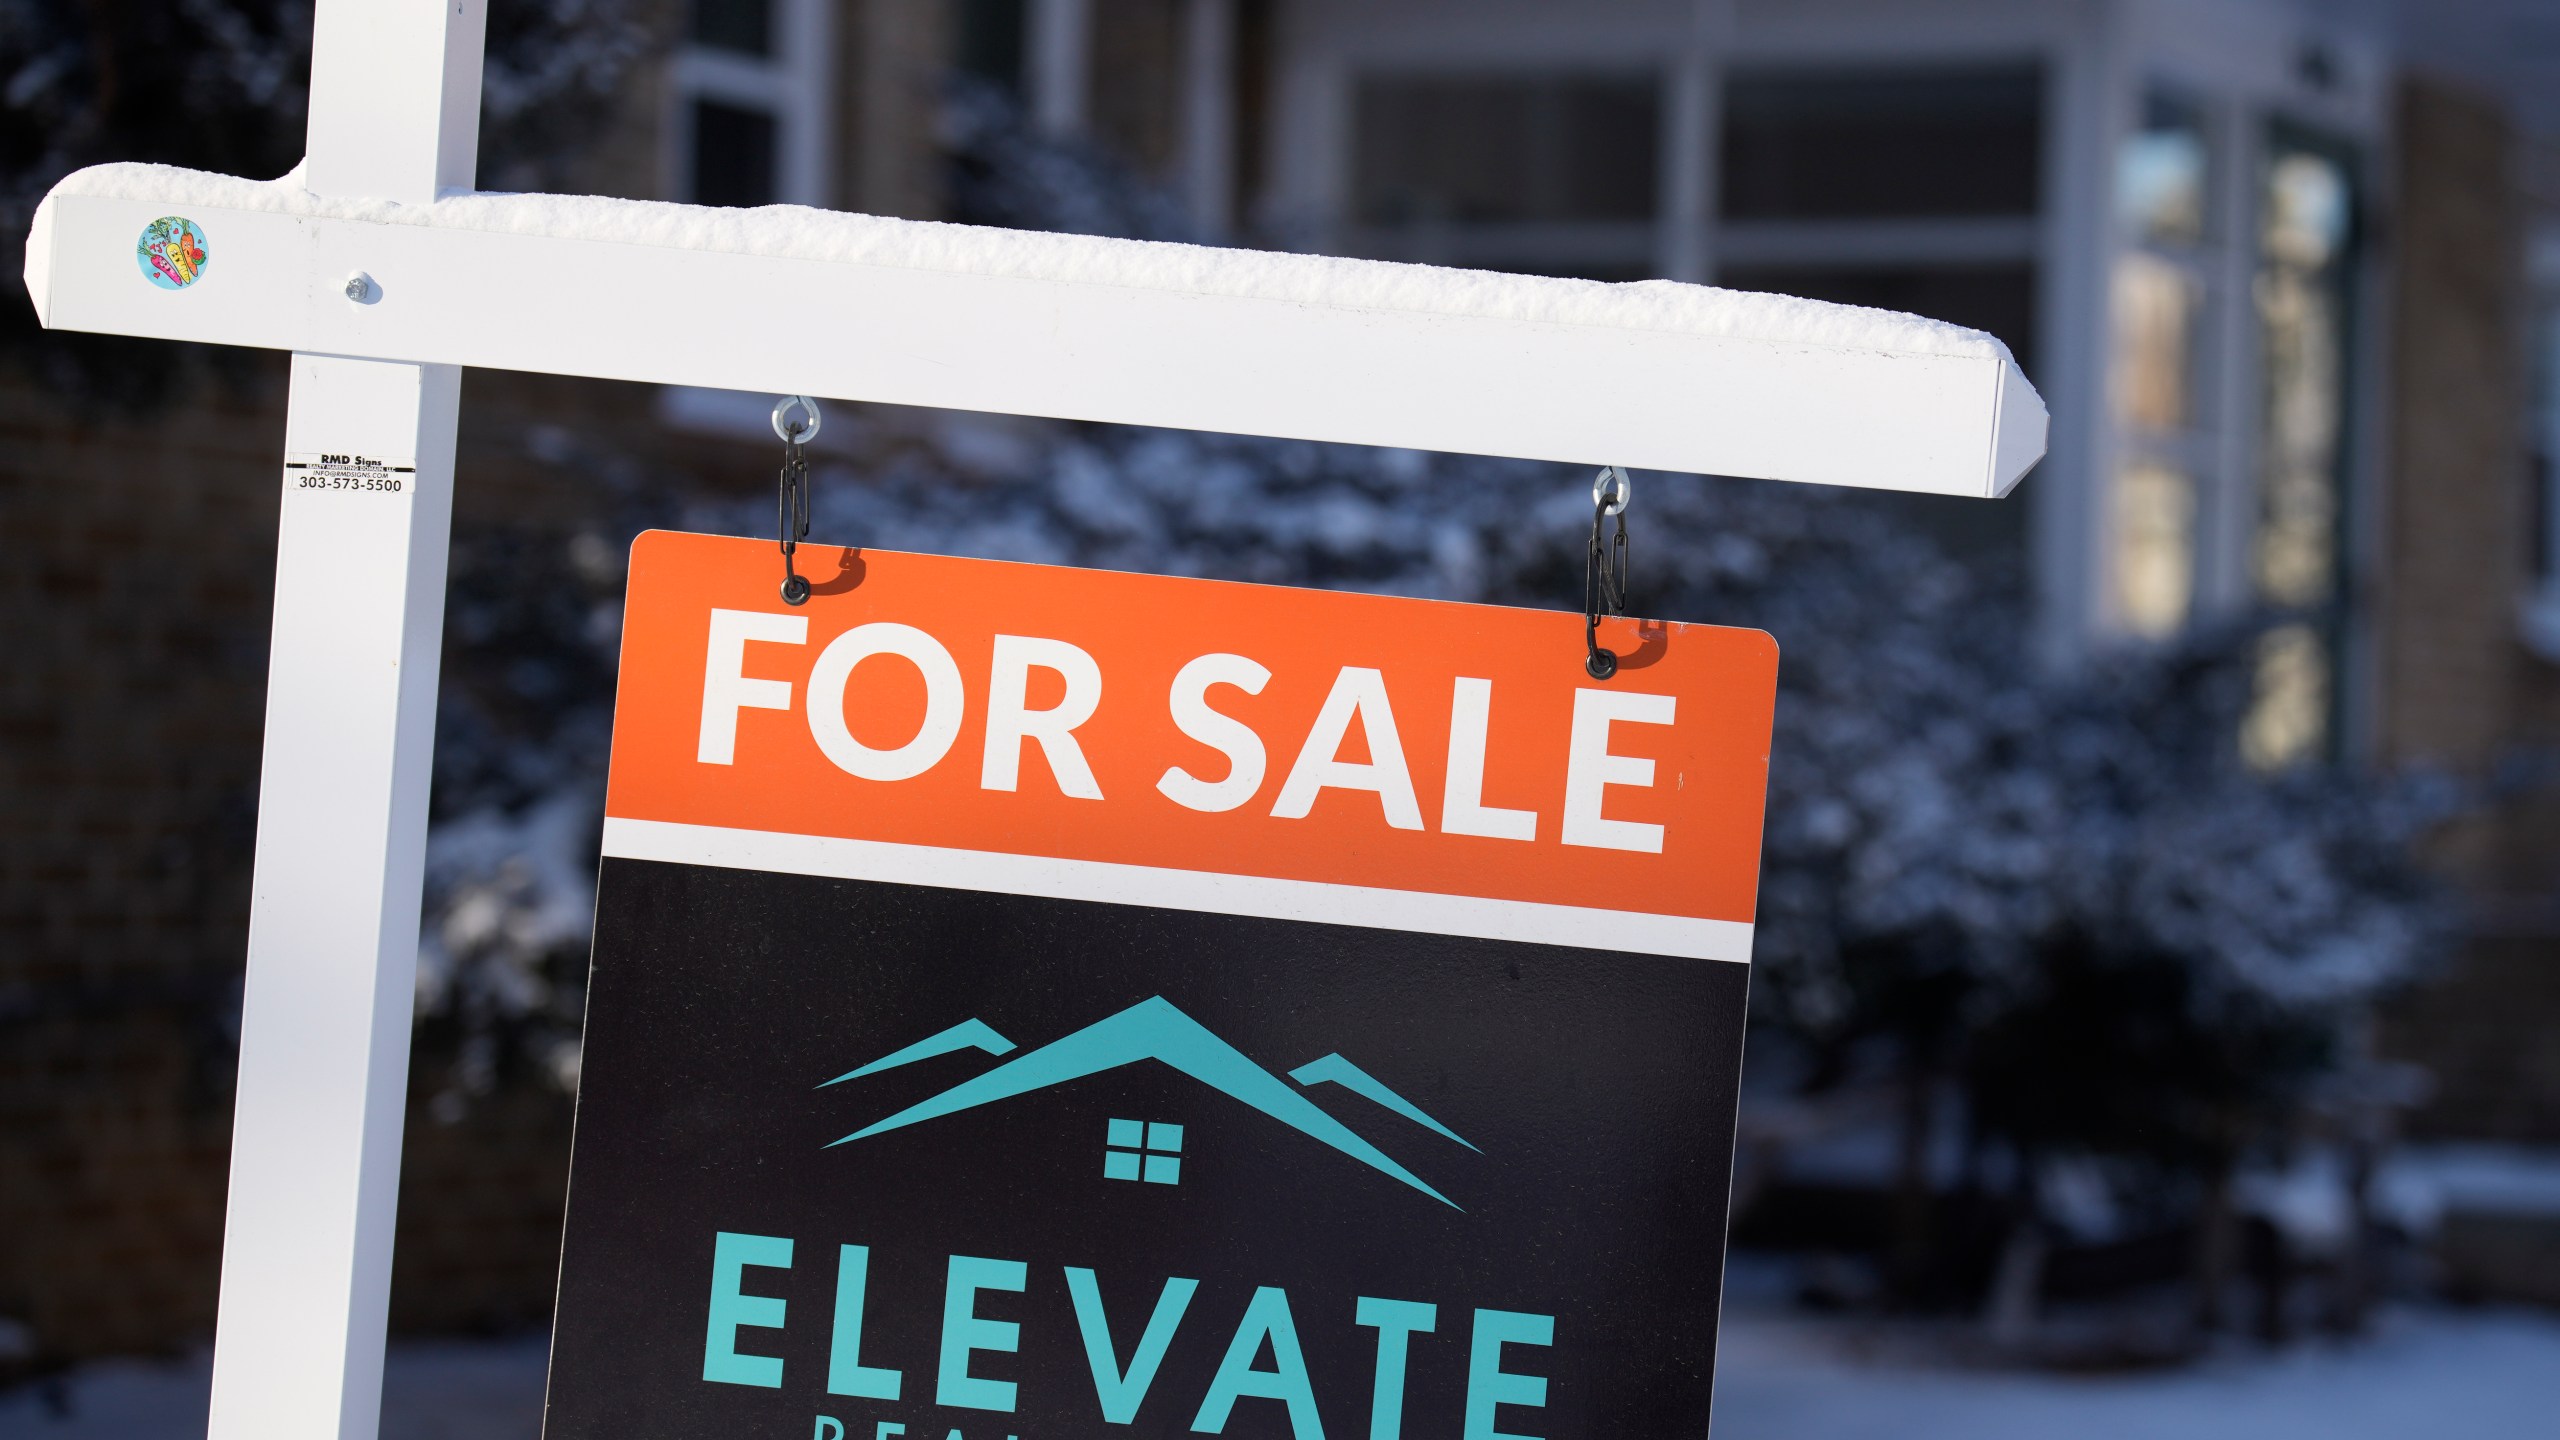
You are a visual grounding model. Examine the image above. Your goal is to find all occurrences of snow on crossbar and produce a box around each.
[27,162,2045,497]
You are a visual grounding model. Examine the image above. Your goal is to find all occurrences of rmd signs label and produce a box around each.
[544,530,1778,1439]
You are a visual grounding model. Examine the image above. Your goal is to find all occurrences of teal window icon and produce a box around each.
[1105,1118,1184,1185]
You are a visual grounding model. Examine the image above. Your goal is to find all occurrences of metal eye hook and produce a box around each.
[772,394,822,445]
[1594,464,1631,517]
[1584,466,1632,679]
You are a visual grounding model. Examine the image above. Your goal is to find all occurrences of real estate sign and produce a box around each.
[543,530,1779,1438]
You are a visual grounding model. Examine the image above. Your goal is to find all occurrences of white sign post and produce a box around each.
[20,4,2044,1438]
[199,7,481,1440]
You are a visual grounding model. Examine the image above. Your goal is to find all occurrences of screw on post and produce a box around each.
[773,396,822,604]
[1583,466,1632,679]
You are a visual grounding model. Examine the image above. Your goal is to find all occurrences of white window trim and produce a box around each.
[1027,0,1094,139]
[1181,0,1240,233]
[2523,229,2560,663]
[665,0,836,209]
[1716,216,2042,270]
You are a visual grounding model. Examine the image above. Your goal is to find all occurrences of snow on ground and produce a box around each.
[1711,1304,2560,1439]
[2377,1140,2560,1229]
[0,1334,549,1440]
[5,1302,2556,1438]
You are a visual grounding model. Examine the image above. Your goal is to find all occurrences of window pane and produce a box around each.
[2111,251,2202,432]
[2241,622,2329,770]
[2252,143,2356,611]
[958,0,1028,95]
[2264,150,2351,271]
[1720,67,2041,221]
[2110,461,2196,637]
[2246,129,2360,765]
[1353,75,1660,226]
[2119,90,2211,247]
[690,0,774,57]
[692,99,779,208]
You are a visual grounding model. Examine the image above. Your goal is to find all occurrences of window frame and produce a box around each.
[2517,232,2560,661]
[666,0,837,209]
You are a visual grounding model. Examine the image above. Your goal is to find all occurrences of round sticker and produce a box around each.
[136,217,209,290]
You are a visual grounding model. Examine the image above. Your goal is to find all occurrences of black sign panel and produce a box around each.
[545,859,1747,1439]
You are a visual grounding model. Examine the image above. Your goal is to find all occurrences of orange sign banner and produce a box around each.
[606,531,1778,935]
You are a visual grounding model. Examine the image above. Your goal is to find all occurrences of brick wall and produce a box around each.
[2373,76,2560,1141]
[2384,936,2560,1141]
[0,360,663,1363]
[0,358,285,1358]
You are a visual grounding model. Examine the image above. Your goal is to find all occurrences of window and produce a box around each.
[1356,75,1658,226]
[1104,1118,1184,1185]
[691,100,779,209]
[1717,65,2045,567]
[2103,90,2219,639]
[2111,460,2199,637]
[2241,127,2361,767]
[1721,67,2041,222]
[2119,90,2211,247]
[2240,623,2330,770]
[1347,73,1660,278]
[670,0,833,208]
[2113,253,2202,433]
[958,0,1030,99]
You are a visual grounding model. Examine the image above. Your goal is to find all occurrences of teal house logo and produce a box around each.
[819,996,1477,1208]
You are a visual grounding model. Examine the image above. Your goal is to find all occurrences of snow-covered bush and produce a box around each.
[416,514,635,1117]
[415,793,594,1115]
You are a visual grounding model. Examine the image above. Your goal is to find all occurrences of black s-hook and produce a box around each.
[1583,466,1631,679]
[774,395,821,605]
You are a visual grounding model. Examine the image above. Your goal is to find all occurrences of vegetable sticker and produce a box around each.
[136,216,208,290]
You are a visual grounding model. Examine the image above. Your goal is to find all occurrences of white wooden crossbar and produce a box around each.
[29,171,2044,498]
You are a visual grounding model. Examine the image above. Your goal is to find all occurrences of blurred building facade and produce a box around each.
[6,0,2560,1363]
[666,0,2560,1130]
